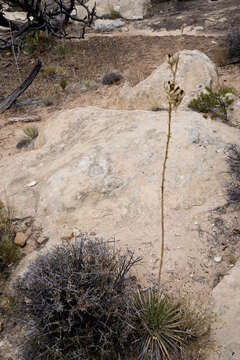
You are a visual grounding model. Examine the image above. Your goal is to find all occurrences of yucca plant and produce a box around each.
[131,289,188,360]
[23,126,39,140]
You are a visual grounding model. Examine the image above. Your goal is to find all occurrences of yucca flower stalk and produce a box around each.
[157,53,185,296]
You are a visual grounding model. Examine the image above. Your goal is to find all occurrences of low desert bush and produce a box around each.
[215,29,240,66]
[0,201,19,274]
[13,235,141,360]
[226,28,240,62]
[188,86,236,122]
[130,289,209,360]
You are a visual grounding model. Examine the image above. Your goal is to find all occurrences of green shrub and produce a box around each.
[13,236,141,360]
[54,44,70,56]
[131,289,209,360]
[188,86,236,122]
[23,126,39,140]
[23,31,40,56]
[60,78,67,90]
[45,65,57,78]
[0,201,19,274]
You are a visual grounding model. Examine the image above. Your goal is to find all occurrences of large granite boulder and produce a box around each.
[120,50,219,110]
[76,0,150,20]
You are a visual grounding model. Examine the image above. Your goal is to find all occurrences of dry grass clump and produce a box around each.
[13,235,141,360]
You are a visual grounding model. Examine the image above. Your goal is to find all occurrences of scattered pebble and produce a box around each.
[214,256,222,263]
[37,236,49,245]
[14,232,27,247]
[61,232,74,241]
[26,181,37,187]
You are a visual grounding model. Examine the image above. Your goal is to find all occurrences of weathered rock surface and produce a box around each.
[228,99,240,128]
[0,106,238,281]
[1,105,240,359]
[120,50,219,110]
[209,260,240,360]
[76,0,150,20]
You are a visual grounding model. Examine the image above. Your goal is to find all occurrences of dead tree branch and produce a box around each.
[0,0,96,50]
[0,59,42,113]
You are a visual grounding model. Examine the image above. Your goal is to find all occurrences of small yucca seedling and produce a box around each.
[60,78,67,90]
[23,126,38,140]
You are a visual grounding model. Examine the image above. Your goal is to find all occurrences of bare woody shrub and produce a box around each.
[13,235,141,360]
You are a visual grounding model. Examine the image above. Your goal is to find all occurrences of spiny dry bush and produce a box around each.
[13,235,141,360]
[130,289,209,360]
[227,145,240,204]
[0,201,19,275]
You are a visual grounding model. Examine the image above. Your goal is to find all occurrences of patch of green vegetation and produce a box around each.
[108,6,121,19]
[60,78,67,90]
[54,44,70,56]
[188,86,237,122]
[23,126,39,140]
[45,65,57,78]
[23,31,40,56]
[0,201,19,274]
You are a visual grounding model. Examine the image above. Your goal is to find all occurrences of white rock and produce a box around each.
[214,256,222,263]
[228,98,240,128]
[94,19,125,31]
[76,0,150,20]
[120,50,218,110]
[26,181,37,187]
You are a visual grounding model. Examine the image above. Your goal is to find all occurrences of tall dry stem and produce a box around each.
[157,53,184,298]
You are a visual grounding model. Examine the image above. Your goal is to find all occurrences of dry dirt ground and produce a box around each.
[0,0,240,358]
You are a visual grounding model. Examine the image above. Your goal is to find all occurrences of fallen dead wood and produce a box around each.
[0,59,42,114]
[7,114,41,123]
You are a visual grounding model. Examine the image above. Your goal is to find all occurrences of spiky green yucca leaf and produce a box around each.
[132,290,189,360]
[23,126,39,140]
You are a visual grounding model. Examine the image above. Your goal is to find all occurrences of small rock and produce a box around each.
[26,181,37,187]
[102,72,123,85]
[37,236,49,245]
[89,231,96,236]
[62,232,74,240]
[14,232,27,247]
[214,256,222,263]
[16,137,32,149]
[94,19,125,32]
